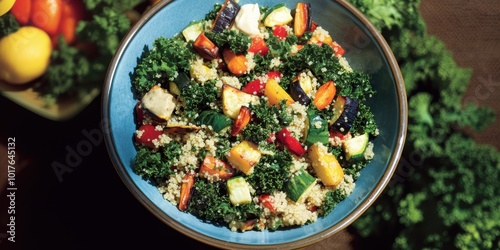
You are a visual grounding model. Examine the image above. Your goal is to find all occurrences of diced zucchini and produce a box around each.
[263,4,293,27]
[226,140,261,175]
[222,84,260,119]
[182,20,205,41]
[285,170,316,203]
[304,109,329,146]
[227,176,252,205]
[343,133,369,161]
[308,143,344,186]
[195,110,233,133]
[168,72,191,96]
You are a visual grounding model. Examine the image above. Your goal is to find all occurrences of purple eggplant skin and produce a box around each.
[303,3,312,31]
[212,0,241,33]
[289,80,312,106]
[331,96,359,135]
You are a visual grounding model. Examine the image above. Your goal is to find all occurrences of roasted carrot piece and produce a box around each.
[231,106,252,136]
[222,48,247,76]
[193,32,219,60]
[178,173,195,211]
[293,2,312,37]
[199,156,235,180]
[313,80,336,110]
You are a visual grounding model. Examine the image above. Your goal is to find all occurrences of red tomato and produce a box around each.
[57,0,86,44]
[10,0,31,25]
[12,0,86,45]
[30,0,63,36]
[135,124,163,148]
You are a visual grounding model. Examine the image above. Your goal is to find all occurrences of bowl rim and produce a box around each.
[102,0,407,249]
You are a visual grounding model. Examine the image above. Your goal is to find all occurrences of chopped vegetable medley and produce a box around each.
[131,1,378,232]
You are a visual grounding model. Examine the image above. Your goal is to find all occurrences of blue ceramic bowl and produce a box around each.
[102,0,407,248]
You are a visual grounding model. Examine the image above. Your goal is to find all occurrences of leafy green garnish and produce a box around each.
[181,80,219,119]
[133,141,182,183]
[205,30,251,53]
[187,178,262,222]
[0,13,19,37]
[247,145,293,194]
[132,37,194,97]
[242,99,292,144]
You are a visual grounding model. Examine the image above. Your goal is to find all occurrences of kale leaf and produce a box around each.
[132,37,194,97]
[247,146,293,194]
[133,141,182,183]
[187,178,262,223]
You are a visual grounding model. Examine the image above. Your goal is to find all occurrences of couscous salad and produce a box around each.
[130,1,378,232]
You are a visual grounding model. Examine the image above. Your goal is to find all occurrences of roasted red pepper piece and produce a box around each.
[231,106,252,136]
[248,36,269,56]
[240,219,258,232]
[272,25,288,40]
[135,124,163,148]
[258,193,276,212]
[178,173,195,211]
[266,70,282,80]
[329,130,350,140]
[330,41,345,57]
[310,21,318,32]
[242,79,265,96]
[199,155,235,180]
[193,32,219,60]
[267,133,276,143]
[293,2,312,37]
[276,127,306,157]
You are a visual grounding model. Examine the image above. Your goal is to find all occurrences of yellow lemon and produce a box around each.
[0,26,52,84]
[0,0,15,16]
